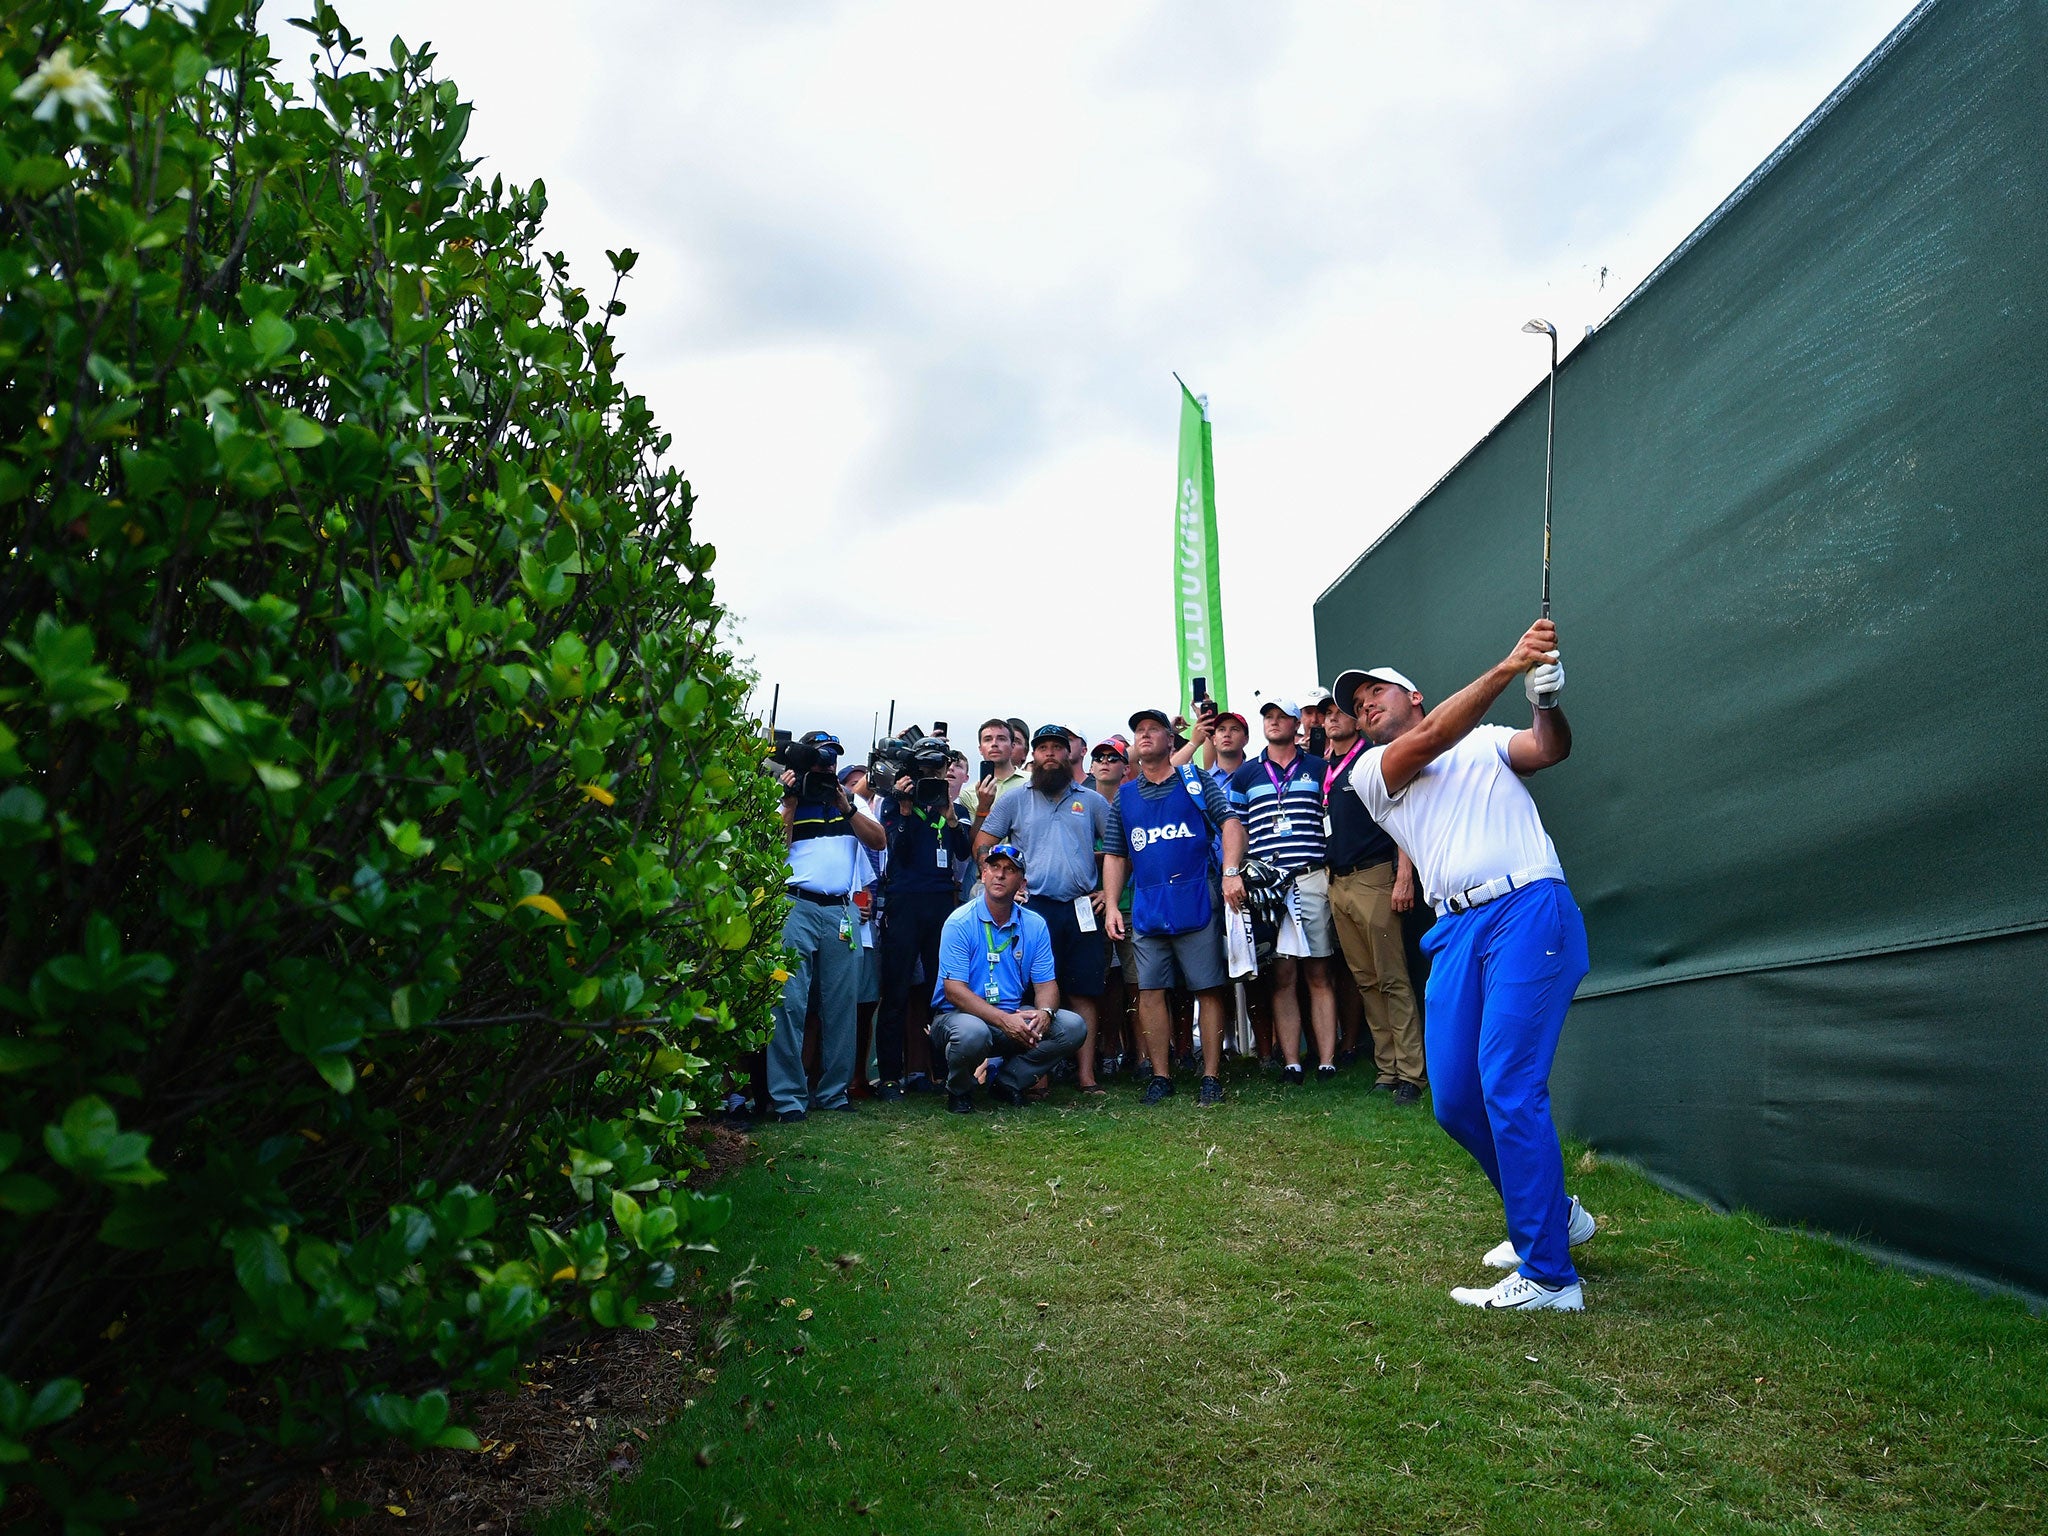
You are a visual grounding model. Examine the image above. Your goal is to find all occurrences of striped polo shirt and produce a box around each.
[1227,749,1330,873]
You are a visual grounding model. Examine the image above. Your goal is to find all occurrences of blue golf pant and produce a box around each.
[767,898,862,1116]
[1421,879,1590,1288]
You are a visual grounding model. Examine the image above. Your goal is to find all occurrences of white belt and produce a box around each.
[1436,863,1564,918]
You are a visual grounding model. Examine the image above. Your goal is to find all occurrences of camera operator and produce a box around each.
[767,731,886,1123]
[873,735,972,1100]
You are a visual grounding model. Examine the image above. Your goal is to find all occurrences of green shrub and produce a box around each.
[0,2,786,1526]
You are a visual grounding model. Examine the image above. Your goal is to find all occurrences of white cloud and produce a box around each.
[270,0,1911,750]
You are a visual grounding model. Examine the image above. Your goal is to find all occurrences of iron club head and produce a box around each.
[1522,318,1557,338]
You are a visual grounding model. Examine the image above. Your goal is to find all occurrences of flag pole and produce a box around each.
[1170,375,1229,715]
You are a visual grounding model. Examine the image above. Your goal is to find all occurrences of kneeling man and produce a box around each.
[1341,617,1596,1312]
[930,843,1086,1113]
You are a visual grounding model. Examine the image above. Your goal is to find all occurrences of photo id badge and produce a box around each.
[1074,894,1097,933]
[1323,813,1334,839]
[837,912,854,945]
[1274,815,1293,836]
[936,847,949,871]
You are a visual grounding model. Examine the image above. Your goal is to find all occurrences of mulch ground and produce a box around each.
[275,1122,755,1536]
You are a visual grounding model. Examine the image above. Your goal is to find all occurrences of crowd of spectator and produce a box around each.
[742,695,1435,1121]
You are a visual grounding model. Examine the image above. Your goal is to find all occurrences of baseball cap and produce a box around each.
[984,842,1026,873]
[1032,722,1074,746]
[1333,667,1421,716]
[799,729,843,760]
[837,764,866,785]
[1212,710,1248,731]
[1128,707,1173,732]
[1304,684,1335,707]
[1261,698,1302,720]
[1090,740,1128,763]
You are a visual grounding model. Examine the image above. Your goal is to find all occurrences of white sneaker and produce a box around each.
[1450,1271,1585,1311]
[1482,1195,1596,1270]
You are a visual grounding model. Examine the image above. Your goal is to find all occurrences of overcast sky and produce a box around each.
[280,0,1908,753]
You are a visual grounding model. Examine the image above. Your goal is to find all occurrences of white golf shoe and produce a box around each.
[1482,1195,1596,1270]
[1449,1271,1585,1311]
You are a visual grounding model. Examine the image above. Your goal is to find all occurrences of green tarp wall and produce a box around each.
[1312,0,2048,1300]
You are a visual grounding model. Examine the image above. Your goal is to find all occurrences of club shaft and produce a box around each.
[1541,331,1556,620]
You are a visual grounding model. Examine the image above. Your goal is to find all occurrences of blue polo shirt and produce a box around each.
[932,895,1055,1011]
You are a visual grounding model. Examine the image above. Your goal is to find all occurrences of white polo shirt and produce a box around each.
[1352,726,1563,910]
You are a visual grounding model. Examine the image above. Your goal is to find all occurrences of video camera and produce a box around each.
[768,729,845,805]
[870,726,952,810]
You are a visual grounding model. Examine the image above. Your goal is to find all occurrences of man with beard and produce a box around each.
[977,726,1113,1091]
[1340,619,1596,1312]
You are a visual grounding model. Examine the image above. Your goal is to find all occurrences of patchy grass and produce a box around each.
[541,1066,2045,1535]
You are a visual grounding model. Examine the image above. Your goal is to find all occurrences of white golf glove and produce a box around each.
[1525,654,1564,707]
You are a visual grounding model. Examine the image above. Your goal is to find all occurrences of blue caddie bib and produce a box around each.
[1119,768,1214,936]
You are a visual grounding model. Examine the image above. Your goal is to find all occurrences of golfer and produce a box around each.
[1338,617,1596,1312]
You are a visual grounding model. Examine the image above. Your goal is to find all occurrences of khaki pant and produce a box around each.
[1329,862,1425,1087]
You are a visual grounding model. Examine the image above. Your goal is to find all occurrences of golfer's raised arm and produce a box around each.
[1379,619,1560,793]
[1505,694,1571,774]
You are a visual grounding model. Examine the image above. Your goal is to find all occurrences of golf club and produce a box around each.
[1522,317,1559,706]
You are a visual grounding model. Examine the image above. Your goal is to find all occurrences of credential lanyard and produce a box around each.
[1323,741,1365,807]
[981,918,1017,1002]
[1263,754,1306,808]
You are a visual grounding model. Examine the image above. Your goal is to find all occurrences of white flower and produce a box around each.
[12,47,116,132]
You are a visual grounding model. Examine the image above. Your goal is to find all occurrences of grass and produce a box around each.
[540,1065,2046,1536]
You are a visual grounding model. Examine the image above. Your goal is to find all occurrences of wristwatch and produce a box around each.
[1222,865,1243,878]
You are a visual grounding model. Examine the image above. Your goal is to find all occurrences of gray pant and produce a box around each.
[930,1008,1086,1094]
[767,898,861,1116]
[1131,880,1229,992]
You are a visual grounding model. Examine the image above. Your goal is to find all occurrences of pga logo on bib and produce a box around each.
[1129,821,1197,853]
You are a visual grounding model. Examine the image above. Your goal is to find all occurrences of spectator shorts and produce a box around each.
[1029,893,1107,998]
[1288,866,1338,960]
[1132,882,1230,992]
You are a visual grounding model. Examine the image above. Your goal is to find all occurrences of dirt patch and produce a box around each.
[273,1123,756,1535]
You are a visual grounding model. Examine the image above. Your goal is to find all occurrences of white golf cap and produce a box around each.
[1304,684,1335,707]
[1261,698,1302,720]
[1333,667,1421,716]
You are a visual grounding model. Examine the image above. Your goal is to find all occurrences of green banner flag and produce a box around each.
[1172,377,1228,713]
